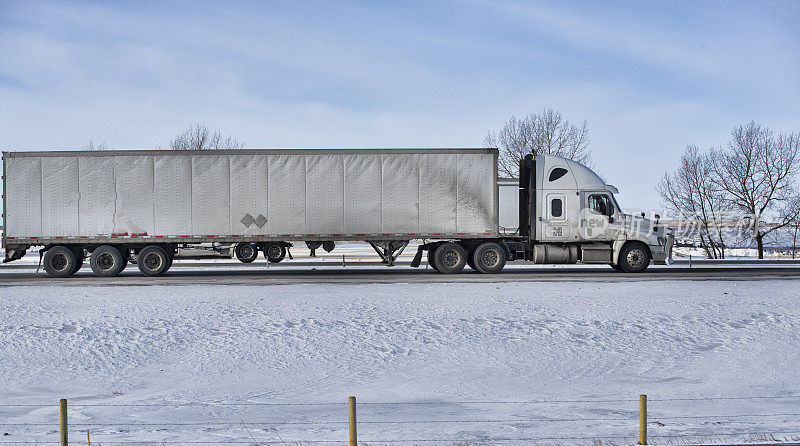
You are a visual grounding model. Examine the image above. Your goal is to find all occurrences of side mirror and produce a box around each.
[640,212,646,218]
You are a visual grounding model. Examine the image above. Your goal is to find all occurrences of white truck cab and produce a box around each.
[517,154,673,272]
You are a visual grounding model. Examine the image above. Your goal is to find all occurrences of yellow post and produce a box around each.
[59,398,68,446]
[639,394,647,445]
[348,396,357,446]
[86,429,90,446]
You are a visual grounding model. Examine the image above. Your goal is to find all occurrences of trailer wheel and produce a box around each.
[90,245,126,277]
[137,245,170,276]
[433,242,467,274]
[472,242,507,274]
[619,242,651,273]
[426,245,440,272]
[264,243,286,263]
[43,246,79,278]
[235,243,259,263]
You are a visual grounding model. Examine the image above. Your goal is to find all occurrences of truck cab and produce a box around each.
[520,153,673,272]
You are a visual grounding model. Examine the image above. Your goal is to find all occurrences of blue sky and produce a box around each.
[1,0,798,210]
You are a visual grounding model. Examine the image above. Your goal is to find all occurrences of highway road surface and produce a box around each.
[1,260,799,286]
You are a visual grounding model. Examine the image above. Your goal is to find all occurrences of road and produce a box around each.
[1,261,800,285]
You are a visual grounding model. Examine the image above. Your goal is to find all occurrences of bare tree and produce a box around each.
[780,196,800,258]
[658,146,731,258]
[83,140,110,150]
[484,109,591,178]
[709,122,800,258]
[169,123,244,150]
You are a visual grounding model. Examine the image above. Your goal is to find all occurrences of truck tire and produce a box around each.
[619,242,651,273]
[433,242,467,274]
[264,243,286,263]
[466,247,478,271]
[118,248,130,272]
[235,243,258,263]
[90,245,126,277]
[472,242,507,274]
[165,247,174,271]
[137,245,170,276]
[70,248,85,275]
[427,245,440,272]
[43,246,79,278]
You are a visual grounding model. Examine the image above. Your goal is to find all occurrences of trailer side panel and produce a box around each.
[3,149,498,244]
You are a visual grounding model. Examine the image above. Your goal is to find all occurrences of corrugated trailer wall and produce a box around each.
[3,149,498,243]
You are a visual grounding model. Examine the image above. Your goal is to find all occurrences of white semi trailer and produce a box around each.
[1,148,672,277]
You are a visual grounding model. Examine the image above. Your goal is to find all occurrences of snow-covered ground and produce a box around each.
[2,278,800,445]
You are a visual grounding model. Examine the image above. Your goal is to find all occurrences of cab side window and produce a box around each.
[551,198,563,218]
[588,194,613,217]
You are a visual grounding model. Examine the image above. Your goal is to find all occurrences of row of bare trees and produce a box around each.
[659,122,800,259]
[484,109,592,177]
[166,123,243,150]
[83,123,243,151]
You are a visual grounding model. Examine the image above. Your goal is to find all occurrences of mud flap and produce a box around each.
[3,248,28,263]
[410,245,425,268]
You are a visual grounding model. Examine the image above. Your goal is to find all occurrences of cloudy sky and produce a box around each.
[1,0,798,210]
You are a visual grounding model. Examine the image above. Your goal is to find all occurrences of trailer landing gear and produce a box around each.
[368,240,408,266]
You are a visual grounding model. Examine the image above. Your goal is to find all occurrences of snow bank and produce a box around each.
[1,279,800,444]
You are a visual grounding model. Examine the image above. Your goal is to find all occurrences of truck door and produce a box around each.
[580,192,623,241]
[539,192,570,241]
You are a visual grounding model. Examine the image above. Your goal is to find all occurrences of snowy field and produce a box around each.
[2,277,800,445]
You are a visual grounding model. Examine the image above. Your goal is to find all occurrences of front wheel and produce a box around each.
[235,243,259,263]
[619,243,651,273]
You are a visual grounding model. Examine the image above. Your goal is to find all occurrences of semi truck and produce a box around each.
[1,148,673,277]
